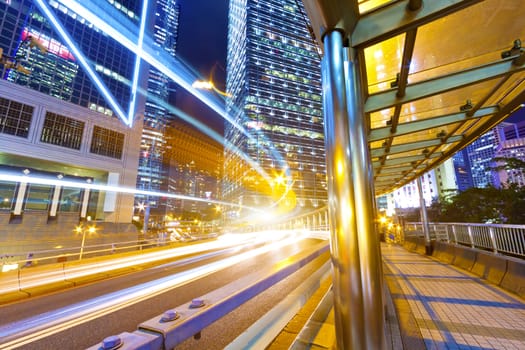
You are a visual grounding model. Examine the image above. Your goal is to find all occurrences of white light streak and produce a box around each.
[0,173,262,213]
[0,232,309,348]
[34,0,129,125]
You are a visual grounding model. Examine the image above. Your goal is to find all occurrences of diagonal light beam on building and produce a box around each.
[33,0,130,125]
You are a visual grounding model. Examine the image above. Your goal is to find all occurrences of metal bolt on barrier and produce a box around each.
[189,298,205,308]
[160,309,179,323]
[102,335,122,350]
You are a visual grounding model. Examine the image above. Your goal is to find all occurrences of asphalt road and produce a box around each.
[0,237,327,349]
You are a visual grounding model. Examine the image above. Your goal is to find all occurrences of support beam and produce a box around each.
[365,60,525,114]
[369,106,497,142]
[322,30,365,350]
[373,152,442,168]
[345,48,386,350]
[417,176,432,255]
[352,0,482,48]
[371,135,463,157]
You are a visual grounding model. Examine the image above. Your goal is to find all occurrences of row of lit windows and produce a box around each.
[0,96,124,159]
[41,111,85,150]
[245,95,322,117]
[0,181,83,212]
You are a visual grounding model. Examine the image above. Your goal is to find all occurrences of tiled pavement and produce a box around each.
[382,244,525,350]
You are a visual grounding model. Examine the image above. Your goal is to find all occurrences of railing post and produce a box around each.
[467,225,475,248]
[488,227,498,254]
[451,225,458,244]
[417,177,432,255]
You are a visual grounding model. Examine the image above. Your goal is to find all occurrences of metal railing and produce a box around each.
[405,222,525,258]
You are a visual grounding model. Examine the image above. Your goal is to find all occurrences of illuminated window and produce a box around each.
[0,181,16,210]
[41,111,84,150]
[90,125,124,159]
[0,97,33,138]
[25,184,52,211]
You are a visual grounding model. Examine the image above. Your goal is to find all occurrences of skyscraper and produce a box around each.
[0,1,182,231]
[1,1,142,115]
[466,122,510,188]
[135,0,180,228]
[224,0,326,221]
[0,1,147,243]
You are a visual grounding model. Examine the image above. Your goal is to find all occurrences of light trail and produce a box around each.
[0,231,310,349]
[0,173,262,213]
[0,233,265,295]
[33,0,129,125]
[49,0,290,185]
[127,0,149,124]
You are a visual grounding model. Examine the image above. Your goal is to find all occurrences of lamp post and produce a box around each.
[75,220,96,260]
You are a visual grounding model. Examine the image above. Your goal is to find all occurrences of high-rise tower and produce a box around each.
[1,0,143,115]
[135,0,180,228]
[224,0,326,221]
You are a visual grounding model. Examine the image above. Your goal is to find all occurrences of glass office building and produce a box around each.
[224,0,327,220]
[0,1,181,229]
[135,0,180,227]
[1,0,141,115]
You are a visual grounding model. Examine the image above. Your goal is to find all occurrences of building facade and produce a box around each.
[0,80,142,253]
[224,0,326,222]
[465,122,510,188]
[0,1,148,250]
[493,137,525,188]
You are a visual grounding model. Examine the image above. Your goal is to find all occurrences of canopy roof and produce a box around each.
[303,0,525,195]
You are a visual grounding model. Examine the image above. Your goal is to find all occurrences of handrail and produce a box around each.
[405,222,525,258]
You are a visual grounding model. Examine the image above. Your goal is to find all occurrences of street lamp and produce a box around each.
[192,62,230,97]
[192,79,231,97]
[75,221,96,260]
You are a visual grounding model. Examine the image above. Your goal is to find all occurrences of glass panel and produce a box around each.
[396,80,502,124]
[59,187,82,213]
[369,107,394,129]
[364,34,405,94]
[411,2,525,82]
[358,0,397,14]
[25,184,52,210]
[0,181,16,210]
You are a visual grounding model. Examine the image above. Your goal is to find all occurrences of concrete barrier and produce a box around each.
[500,257,525,299]
[431,241,455,264]
[402,236,417,252]
[414,237,427,255]
[452,245,477,271]
[471,251,508,285]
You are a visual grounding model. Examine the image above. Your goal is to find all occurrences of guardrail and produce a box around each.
[253,207,330,232]
[86,241,330,350]
[0,235,214,273]
[405,222,525,258]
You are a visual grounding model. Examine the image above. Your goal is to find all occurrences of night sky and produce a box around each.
[174,0,229,134]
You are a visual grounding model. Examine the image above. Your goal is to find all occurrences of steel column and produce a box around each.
[322,30,365,350]
[417,176,432,254]
[345,48,386,350]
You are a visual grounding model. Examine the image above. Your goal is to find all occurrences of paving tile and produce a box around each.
[382,244,525,350]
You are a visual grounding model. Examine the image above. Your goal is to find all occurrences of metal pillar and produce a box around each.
[322,30,365,350]
[345,48,386,349]
[417,176,432,254]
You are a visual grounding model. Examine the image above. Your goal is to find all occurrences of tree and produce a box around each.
[491,157,525,171]
[436,186,525,224]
